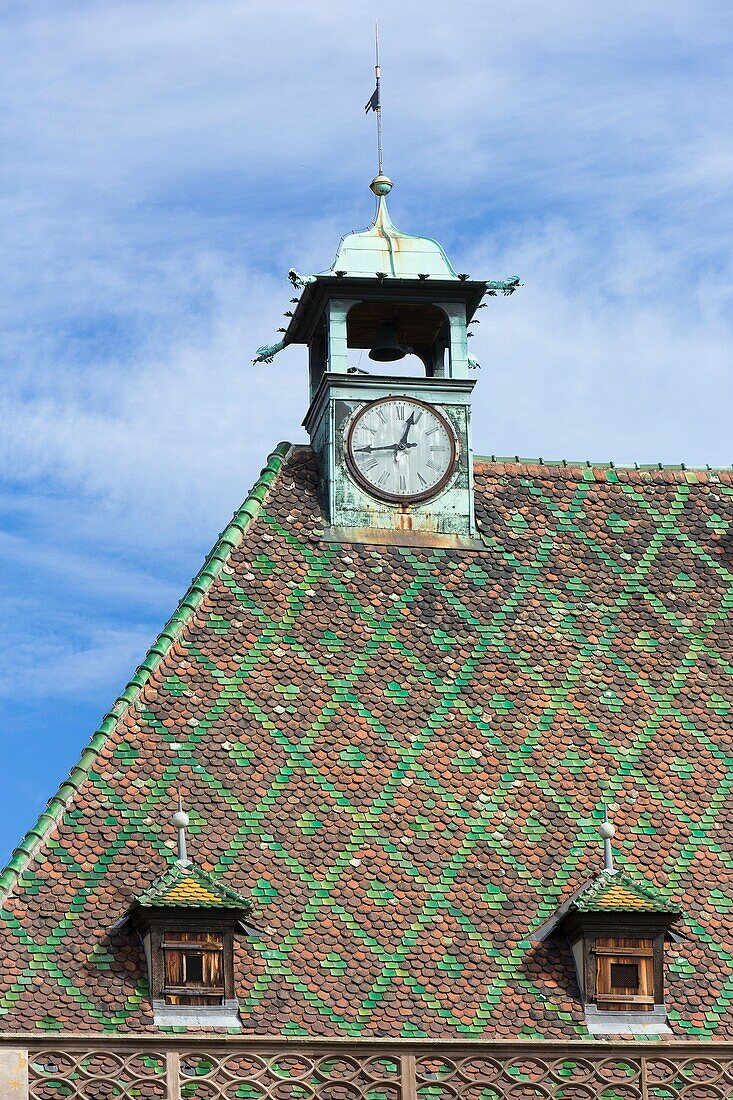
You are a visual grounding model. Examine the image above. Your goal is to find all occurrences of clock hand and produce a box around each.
[353,443,418,453]
[398,412,416,449]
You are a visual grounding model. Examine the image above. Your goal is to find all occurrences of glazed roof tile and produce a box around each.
[136,861,252,910]
[534,869,682,941]
[573,871,681,914]
[1,444,733,1039]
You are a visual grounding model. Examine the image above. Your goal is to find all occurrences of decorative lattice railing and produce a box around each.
[5,1038,733,1099]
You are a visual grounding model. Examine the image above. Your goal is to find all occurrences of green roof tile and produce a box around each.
[1,448,732,1040]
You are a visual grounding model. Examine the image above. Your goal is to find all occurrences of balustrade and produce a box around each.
[1,1038,731,1099]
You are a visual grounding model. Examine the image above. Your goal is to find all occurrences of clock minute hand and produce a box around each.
[398,412,416,448]
[353,443,418,453]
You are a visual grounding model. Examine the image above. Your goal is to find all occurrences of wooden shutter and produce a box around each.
[594,936,654,1011]
[162,930,225,1006]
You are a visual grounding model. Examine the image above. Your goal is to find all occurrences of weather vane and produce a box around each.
[365,22,383,175]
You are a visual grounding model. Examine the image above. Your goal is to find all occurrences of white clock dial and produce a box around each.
[345,397,458,503]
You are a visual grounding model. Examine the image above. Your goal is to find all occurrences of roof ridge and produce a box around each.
[0,442,293,905]
[475,454,733,474]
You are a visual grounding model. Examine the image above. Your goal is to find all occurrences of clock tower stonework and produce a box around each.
[255,173,518,547]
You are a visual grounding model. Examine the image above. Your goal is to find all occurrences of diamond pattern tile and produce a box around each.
[1,445,733,1038]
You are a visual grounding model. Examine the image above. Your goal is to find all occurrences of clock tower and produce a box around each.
[254,173,518,548]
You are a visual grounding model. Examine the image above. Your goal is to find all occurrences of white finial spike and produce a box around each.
[171,792,191,868]
[598,809,616,874]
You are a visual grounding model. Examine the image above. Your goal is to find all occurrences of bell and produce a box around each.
[369,321,406,362]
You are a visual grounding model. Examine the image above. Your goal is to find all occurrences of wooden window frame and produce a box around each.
[577,919,668,1013]
[592,936,655,1011]
[145,914,238,1008]
[161,930,227,1005]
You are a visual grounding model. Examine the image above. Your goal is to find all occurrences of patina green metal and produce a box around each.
[287,269,316,289]
[247,176,523,538]
[486,276,521,294]
[252,339,286,365]
[329,180,459,280]
[303,372,477,539]
[251,176,520,365]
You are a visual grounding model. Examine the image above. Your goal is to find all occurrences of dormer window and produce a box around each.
[533,820,682,1036]
[120,807,260,1028]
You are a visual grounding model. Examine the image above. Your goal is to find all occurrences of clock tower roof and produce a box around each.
[252,175,519,366]
[327,175,460,281]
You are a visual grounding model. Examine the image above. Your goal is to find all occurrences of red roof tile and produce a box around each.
[1,445,733,1038]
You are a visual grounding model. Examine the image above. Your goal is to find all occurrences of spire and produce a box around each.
[364,22,384,176]
[598,811,616,875]
[171,792,191,869]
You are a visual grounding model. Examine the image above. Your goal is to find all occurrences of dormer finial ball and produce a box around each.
[370,173,393,196]
[172,810,189,829]
[598,821,615,840]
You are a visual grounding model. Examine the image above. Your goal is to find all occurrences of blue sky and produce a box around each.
[1,0,732,864]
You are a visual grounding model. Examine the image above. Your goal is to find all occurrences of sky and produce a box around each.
[1,0,732,864]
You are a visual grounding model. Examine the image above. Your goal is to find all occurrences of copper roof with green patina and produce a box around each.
[328,188,459,280]
[1,444,733,1039]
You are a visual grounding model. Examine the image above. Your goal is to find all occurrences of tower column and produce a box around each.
[437,302,469,378]
[327,299,359,375]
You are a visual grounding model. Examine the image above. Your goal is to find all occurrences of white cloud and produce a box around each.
[0,618,154,699]
[0,0,732,720]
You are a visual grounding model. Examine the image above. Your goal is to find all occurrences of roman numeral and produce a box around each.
[399,475,407,491]
[426,460,442,472]
[395,403,405,420]
[417,472,428,487]
[413,410,423,424]
[376,408,387,424]
[364,459,379,471]
[430,445,447,452]
[377,472,389,486]
[426,427,441,436]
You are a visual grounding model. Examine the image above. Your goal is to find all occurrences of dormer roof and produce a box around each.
[533,869,682,942]
[573,871,681,915]
[136,862,252,912]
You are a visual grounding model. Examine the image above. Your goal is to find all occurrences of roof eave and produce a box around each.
[284,276,489,346]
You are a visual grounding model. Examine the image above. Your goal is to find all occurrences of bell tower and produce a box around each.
[253,173,519,548]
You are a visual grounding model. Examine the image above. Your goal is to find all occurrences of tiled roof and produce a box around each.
[136,862,252,910]
[573,870,681,914]
[1,444,733,1038]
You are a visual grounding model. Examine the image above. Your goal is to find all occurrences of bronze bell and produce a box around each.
[369,321,406,362]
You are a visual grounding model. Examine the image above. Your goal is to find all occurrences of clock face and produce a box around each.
[345,397,458,503]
